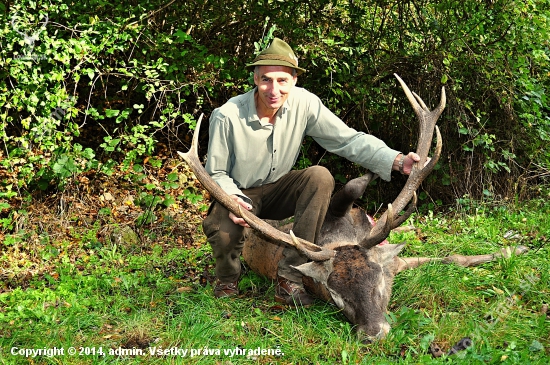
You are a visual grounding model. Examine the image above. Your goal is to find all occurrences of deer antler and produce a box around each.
[177,114,336,261]
[359,74,445,248]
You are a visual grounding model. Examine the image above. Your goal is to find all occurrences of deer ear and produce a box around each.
[291,259,334,285]
[369,243,406,267]
[292,260,346,309]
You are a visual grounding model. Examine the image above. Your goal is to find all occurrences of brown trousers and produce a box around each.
[202,166,335,283]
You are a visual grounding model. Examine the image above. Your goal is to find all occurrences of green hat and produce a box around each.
[246,38,307,75]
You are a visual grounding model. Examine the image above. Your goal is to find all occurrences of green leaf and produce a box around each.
[86,68,95,80]
[136,211,156,225]
[163,195,176,207]
[419,333,435,351]
[105,109,120,118]
[529,340,544,352]
[341,350,348,364]
[82,148,95,160]
[115,109,131,123]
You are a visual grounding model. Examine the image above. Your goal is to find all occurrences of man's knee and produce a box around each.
[202,205,221,240]
[203,202,244,245]
[304,165,335,192]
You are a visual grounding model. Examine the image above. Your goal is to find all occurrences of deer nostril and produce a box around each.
[378,321,391,337]
[356,327,375,344]
[355,321,390,343]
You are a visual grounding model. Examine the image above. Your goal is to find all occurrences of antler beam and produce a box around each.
[359,74,445,248]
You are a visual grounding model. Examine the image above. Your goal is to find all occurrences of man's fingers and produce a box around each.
[408,152,420,162]
[237,198,252,210]
[228,194,252,226]
[231,195,252,210]
[229,212,250,227]
[401,152,432,175]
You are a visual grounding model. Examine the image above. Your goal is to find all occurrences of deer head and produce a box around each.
[178,74,445,341]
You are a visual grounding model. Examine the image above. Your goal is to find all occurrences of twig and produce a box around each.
[125,0,176,28]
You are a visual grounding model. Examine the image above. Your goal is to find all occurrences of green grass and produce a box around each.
[1,198,549,364]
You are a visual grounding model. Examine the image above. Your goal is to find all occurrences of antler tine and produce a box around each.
[359,75,445,249]
[392,192,417,227]
[288,230,336,261]
[178,114,335,261]
[359,192,417,248]
[394,74,423,118]
[413,92,429,111]
[237,206,334,261]
[436,86,447,114]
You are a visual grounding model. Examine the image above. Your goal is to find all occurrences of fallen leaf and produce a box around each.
[176,286,193,293]
[268,305,286,313]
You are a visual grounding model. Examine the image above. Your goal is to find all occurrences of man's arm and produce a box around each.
[204,113,245,197]
[304,94,400,181]
[205,113,253,227]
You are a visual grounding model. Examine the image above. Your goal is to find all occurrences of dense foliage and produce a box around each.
[1,0,549,211]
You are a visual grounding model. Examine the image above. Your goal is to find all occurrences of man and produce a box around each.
[203,38,421,306]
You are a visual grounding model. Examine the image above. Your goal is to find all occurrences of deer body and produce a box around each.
[241,195,407,339]
[241,194,527,340]
[178,75,527,340]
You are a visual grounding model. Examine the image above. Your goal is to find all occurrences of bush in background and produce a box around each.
[1,0,548,214]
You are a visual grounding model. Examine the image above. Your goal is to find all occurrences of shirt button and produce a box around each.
[272,168,275,171]
[274,150,277,153]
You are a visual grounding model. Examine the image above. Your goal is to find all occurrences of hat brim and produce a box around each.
[246,59,306,75]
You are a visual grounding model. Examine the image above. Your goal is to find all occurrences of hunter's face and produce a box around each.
[254,65,297,114]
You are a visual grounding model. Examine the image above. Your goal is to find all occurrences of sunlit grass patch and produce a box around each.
[1,197,549,364]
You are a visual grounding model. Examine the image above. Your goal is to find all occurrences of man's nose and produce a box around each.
[268,81,279,94]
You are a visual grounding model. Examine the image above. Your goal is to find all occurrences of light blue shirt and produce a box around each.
[205,87,401,197]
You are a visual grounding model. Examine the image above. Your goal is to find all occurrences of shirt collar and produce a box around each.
[246,88,260,124]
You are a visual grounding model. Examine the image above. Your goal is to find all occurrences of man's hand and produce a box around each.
[229,194,253,227]
[393,152,431,175]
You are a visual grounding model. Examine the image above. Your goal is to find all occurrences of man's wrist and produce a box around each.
[392,153,404,172]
